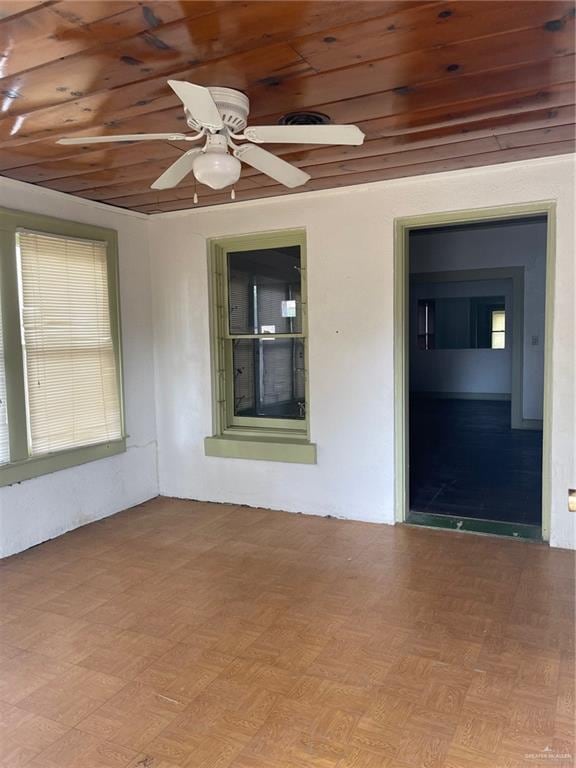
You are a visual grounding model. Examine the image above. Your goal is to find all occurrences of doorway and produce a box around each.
[394,204,554,540]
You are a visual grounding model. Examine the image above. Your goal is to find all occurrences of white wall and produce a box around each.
[410,218,547,419]
[0,179,158,557]
[409,278,513,397]
[149,154,575,549]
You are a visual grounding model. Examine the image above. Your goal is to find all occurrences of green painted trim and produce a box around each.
[413,391,511,401]
[541,204,556,541]
[223,333,304,340]
[395,201,555,230]
[393,219,409,525]
[0,207,126,482]
[0,438,126,487]
[104,229,126,441]
[394,200,556,541]
[227,416,305,432]
[205,436,316,464]
[0,229,28,462]
[0,207,118,242]
[406,510,542,541]
[206,228,312,462]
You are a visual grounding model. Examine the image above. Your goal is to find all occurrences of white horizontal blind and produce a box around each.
[0,293,9,464]
[17,231,122,455]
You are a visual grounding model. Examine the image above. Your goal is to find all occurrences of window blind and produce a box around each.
[0,295,9,465]
[17,231,122,455]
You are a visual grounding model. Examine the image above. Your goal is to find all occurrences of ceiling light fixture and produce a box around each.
[192,134,241,190]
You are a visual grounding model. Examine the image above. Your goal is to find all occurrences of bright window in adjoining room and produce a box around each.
[491,309,506,349]
[0,208,125,487]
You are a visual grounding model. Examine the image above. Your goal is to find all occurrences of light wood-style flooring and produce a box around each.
[0,497,574,768]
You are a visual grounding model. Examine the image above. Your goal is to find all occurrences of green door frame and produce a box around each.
[394,201,556,541]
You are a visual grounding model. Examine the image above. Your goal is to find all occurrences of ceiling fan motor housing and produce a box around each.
[185,87,250,133]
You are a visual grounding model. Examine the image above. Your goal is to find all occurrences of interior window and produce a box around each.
[227,246,305,420]
[417,296,506,350]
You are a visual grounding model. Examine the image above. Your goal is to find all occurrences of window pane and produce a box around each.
[0,294,9,465]
[228,246,302,335]
[491,331,506,349]
[17,231,122,455]
[492,309,506,332]
[232,338,305,419]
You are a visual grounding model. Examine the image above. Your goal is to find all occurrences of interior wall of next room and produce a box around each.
[409,277,513,399]
[409,217,547,420]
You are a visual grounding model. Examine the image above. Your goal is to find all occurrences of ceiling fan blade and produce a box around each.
[244,125,365,146]
[233,144,310,188]
[168,80,223,131]
[57,133,188,145]
[150,149,201,190]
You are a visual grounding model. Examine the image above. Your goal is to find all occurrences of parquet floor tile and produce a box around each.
[16,666,125,727]
[77,682,189,752]
[0,702,68,767]
[0,497,573,768]
[77,630,173,682]
[27,729,137,768]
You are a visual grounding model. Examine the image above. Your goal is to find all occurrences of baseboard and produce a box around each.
[411,391,511,401]
[516,418,544,431]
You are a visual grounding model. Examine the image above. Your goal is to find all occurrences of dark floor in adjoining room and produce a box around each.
[409,397,543,525]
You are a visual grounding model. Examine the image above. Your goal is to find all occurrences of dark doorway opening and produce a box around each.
[407,216,546,538]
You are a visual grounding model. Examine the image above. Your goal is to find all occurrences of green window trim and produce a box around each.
[0,207,126,488]
[205,436,316,464]
[206,228,316,463]
[0,439,126,486]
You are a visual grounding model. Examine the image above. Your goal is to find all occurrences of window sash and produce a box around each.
[209,231,309,438]
[17,230,122,455]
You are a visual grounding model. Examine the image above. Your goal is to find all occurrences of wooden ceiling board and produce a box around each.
[132,140,576,213]
[1,1,570,140]
[22,56,575,196]
[93,123,573,209]
[12,103,571,191]
[0,2,227,76]
[0,0,574,212]
[0,2,54,24]
[91,117,576,208]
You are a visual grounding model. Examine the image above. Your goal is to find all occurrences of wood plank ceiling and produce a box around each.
[0,0,574,213]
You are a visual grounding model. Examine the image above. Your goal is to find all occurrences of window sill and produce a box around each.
[0,438,126,487]
[204,435,316,464]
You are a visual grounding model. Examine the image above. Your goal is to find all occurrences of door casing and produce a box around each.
[393,201,556,541]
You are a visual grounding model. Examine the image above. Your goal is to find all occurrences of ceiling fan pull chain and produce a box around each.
[231,189,236,201]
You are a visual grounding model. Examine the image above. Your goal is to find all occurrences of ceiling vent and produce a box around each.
[278,111,331,126]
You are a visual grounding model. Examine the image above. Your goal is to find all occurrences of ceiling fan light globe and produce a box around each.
[193,152,241,190]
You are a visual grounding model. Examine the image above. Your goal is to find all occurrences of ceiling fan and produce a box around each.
[57,81,365,193]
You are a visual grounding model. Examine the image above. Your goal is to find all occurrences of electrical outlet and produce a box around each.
[569,489,576,513]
